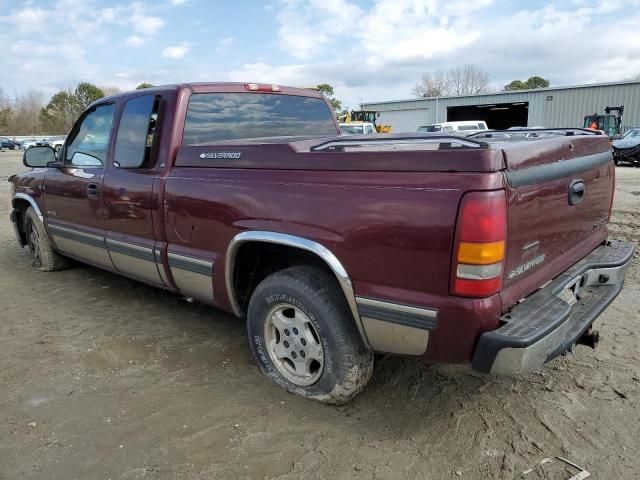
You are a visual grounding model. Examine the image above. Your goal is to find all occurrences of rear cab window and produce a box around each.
[182,92,337,145]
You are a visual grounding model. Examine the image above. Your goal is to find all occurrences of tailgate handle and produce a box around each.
[568,179,585,205]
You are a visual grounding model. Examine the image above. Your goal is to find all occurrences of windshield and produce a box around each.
[622,128,640,138]
[340,125,364,135]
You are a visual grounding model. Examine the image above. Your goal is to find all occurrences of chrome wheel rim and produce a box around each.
[27,223,42,268]
[264,303,324,386]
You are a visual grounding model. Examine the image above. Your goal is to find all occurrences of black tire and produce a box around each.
[24,207,70,271]
[247,266,373,405]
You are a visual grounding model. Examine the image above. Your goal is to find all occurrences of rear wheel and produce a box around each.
[24,207,70,271]
[247,266,373,404]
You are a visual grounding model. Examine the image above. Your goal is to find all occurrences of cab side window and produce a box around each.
[65,104,115,167]
[113,95,160,169]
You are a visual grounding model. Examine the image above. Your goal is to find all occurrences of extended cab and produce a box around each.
[10,83,634,404]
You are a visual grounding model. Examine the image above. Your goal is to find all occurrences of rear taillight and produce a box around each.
[451,190,507,298]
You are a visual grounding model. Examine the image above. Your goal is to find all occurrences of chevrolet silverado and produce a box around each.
[10,82,634,404]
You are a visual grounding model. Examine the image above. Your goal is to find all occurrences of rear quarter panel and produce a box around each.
[163,167,505,362]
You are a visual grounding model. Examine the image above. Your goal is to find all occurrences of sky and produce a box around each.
[1,0,640,109]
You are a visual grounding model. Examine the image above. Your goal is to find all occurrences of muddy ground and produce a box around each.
[0,149,639,480]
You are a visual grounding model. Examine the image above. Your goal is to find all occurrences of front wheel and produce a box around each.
[247,266,373,404]
[24,207,70,271]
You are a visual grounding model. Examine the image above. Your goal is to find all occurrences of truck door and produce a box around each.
[102,93,167,286]
[44,102,115,268]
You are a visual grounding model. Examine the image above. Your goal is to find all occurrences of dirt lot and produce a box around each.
[0,149,639,480]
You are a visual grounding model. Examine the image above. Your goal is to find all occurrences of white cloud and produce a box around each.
[162,42,191,59]
[1,0,640,109]
[215,37,235,54]
[11,8,48,33]
[269,0,640,106]
[133,15,165,35]
[277,0,363,59]
[125,35,145,47]
[99,7,117,22]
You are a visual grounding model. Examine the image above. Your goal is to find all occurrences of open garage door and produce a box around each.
[447,102,529,130]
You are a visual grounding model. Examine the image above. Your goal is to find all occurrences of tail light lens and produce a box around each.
[451,190,507,297]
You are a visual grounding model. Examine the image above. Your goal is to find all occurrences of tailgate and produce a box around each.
[499,136,615,309]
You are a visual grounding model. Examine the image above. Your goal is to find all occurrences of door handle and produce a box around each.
[568,179,585,205]
[87,183,101,198]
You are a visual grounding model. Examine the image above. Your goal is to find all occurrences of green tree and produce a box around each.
[524,76,550,89]
[504,76,550,91]
[136,82,154,90]
[74,82,105,111]
[504,80,527,91]
[316,83,342,112]
[40,82,105,134]
[40,89,78,134]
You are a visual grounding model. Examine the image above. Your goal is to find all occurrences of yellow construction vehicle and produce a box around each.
[337,110,392,133]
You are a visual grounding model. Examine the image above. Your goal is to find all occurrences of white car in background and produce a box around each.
[20,138,49,149]
[339,122,377,135]
[417,121,488,135]
[49,136,66,151]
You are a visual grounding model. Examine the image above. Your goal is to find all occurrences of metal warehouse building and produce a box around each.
[362,80,640,133]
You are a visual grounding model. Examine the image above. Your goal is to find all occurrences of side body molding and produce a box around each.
[225,231,370,348]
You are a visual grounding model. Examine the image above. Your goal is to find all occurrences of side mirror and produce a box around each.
[23,145,57,168]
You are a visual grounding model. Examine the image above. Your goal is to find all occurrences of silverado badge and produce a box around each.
[199,152,242,159]
[508,254,546,280]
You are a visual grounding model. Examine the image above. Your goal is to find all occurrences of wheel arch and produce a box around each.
[225,231,370,348]
[12,193,44,219]
[11,194,45,245]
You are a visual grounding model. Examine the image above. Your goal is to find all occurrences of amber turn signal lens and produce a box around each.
[457,241,505,265]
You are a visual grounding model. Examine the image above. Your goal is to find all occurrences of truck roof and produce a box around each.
[96,82,325,105]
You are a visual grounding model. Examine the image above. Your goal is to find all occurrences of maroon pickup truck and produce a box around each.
[10,83,634,404]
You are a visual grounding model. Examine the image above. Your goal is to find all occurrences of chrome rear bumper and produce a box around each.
[473,240,634,375]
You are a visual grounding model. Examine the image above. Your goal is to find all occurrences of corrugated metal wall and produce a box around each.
[365,81,640,133]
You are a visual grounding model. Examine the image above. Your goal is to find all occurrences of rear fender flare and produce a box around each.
[225,230,370,348]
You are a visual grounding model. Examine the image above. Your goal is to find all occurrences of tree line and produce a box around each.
[0,82,153,136]
[412,65,550,97]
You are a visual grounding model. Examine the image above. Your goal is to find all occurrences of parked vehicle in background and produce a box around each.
[10,82,633,404]
[612,127,640,166]
[416,125,439,133]
[20,138,51,149]
[583,106,624,139]
[471,127,577,140]
[1,138,21,150]
[417,121,488,135]
[49,136,66,152]
[338,110,392,133]
[339,122,377,135]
